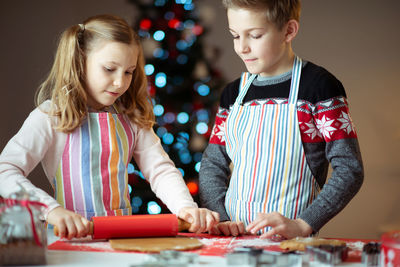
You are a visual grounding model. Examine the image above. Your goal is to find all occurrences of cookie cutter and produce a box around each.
[131,250,198,267]
[306,244,348,266]
[226,246,302,267]
[361,242,381,266]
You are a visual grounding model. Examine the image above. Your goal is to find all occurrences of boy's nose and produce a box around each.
[238,39,250,53]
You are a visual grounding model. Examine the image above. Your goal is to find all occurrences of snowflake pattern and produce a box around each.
[337,111,354,134]
[211,120,226,143]
[210,97,356,145]
[315,115,337,139]
[303,120,323,140]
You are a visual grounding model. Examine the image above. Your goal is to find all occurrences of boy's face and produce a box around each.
[227,8,290,77]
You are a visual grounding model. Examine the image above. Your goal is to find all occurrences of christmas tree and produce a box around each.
[127,0,225,214]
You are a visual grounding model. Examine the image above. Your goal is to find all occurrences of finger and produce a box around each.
[74,216,87,238]
[237,221,246,235]
[205,211,220,232]
[195,214,206,233]
[219,224,232,236]
[199,209,213,233]
[247,220,269,235]
[209,225,221,235]
[228,223,239,237]
[260,227,285,240]
[205,213,214,232]
[56,221,67,238]
[179,210,193,224]
[246,216,264,232]
[81,217,91,235]
[188,212,201,233]
[212,212,220,224]
[65,217,77,240]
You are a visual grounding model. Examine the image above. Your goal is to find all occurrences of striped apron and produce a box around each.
[224,56,319,232]
[54,110,134,220]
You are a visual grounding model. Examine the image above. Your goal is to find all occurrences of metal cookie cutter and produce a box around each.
[226,247,302,267]
[131,250,199,267]
[361,242,381,266]
[306,244,348,266]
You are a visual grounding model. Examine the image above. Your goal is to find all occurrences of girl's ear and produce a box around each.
[284,19,299,42]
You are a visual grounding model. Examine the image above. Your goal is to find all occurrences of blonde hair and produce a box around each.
[222,0,301,30]
[35,14,154,133]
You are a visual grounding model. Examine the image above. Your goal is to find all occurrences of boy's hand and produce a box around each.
[47,206,90,240]
[246,212,313,239]
[178,207,219,233]
[209,221,245,236]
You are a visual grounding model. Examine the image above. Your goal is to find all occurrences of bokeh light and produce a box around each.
[147,201,162,214]
[187,181,199,195]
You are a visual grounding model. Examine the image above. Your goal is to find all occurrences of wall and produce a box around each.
[1,0,399,239]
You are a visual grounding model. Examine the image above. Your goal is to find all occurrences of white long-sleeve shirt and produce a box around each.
[0,101,197,218]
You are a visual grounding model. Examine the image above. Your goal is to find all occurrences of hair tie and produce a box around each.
[77,24,85,45]
[78,23,85,32]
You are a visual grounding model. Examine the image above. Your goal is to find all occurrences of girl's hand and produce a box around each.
[209,221,245,236]
[178,207,219,233]
[246,212,313,240]
[47,207,90,240]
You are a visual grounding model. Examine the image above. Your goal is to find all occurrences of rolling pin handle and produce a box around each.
[177,218,191,232]
[53,221,94,237]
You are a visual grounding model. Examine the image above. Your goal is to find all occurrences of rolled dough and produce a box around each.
[109,236,203,252]
[280,237,346,251]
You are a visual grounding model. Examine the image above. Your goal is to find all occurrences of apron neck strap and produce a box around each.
[236,73,257,105]
[288,55,302,104]
[236,55,303,105]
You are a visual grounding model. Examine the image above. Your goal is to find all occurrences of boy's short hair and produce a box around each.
[222,0,301,30]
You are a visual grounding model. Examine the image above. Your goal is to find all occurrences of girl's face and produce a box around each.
[227,8,292,77]
[85,40,138,110]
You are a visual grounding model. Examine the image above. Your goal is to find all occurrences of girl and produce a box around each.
[0,14,219,239]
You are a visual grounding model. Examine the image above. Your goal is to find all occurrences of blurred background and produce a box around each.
[0,0,399,239]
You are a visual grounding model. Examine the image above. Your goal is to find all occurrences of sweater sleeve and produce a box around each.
[132,126,197,214]
[199,106,232,221]
[0,105,61,217]
[298,96,364,232]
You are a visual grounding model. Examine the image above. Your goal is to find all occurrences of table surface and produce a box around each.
[39,230,369,266]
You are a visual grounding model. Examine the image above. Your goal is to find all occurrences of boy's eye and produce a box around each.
[251,34,261,39]
[232,35,239,39]
[104,67,114,72]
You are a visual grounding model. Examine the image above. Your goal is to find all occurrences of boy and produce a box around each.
[199,0,363,239]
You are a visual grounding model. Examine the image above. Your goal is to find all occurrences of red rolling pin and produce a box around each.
[53,214,191,239]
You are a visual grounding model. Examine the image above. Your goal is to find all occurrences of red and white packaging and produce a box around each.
[381,230,400,267]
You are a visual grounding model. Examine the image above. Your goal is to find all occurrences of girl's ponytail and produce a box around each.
[35,24,87,132]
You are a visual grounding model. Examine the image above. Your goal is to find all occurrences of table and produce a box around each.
[42,230,370,266]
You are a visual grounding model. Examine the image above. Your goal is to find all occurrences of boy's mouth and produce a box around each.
[244,58,257,63]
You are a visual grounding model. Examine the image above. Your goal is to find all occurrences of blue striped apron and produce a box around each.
[224,56,319,233]
[53,108,134,220]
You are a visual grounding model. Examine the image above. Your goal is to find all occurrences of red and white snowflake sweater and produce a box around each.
[199,61,364,233]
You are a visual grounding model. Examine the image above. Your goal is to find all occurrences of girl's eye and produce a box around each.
[251,35,261,39]
[125,71,133,75]
[104,67,114,72]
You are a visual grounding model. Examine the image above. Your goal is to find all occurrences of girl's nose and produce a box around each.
[113,76,123,87]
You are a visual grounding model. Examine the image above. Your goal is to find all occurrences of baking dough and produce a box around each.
[109,236,203,252]
[280,237,346,251]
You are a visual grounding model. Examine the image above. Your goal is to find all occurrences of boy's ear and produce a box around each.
[284,19,299,42]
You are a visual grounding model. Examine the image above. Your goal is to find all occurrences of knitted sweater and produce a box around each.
[199,61,364,232]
